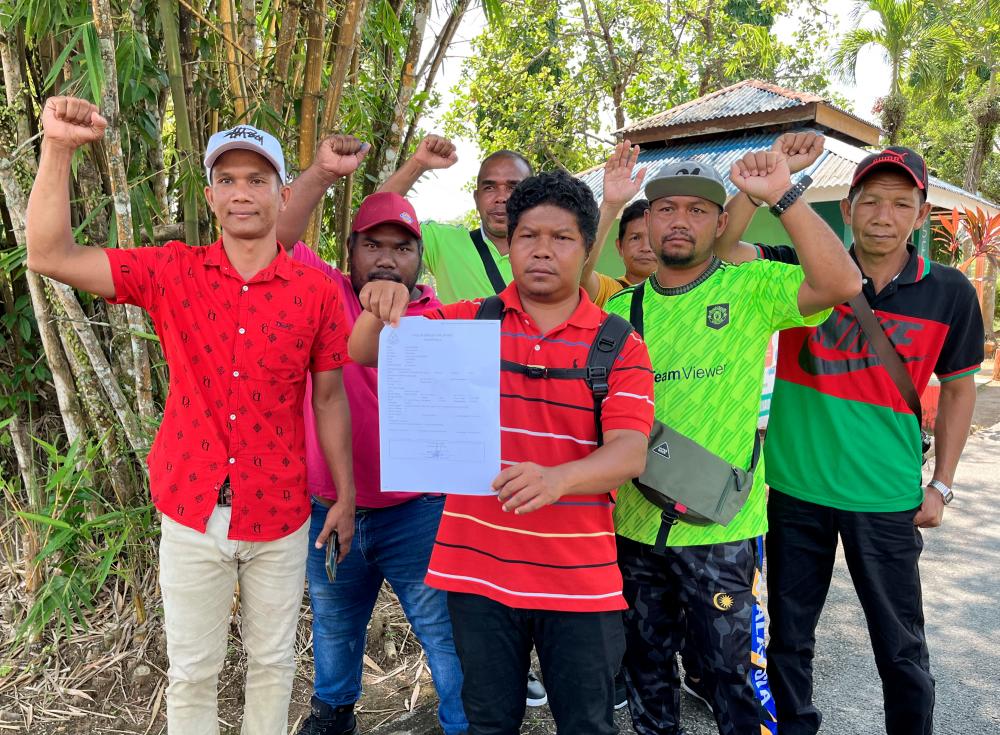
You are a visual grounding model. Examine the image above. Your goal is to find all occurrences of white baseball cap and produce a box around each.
[204,125,287,184]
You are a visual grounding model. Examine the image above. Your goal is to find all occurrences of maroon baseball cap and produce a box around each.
[849,146,928,197]
[351,192,421,239]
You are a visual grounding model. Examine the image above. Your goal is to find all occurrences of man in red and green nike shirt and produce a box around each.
[718,143,983,735]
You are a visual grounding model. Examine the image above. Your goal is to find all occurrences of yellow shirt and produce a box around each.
[592,272,626,308]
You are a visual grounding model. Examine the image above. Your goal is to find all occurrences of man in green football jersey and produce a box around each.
[604,149,861,735]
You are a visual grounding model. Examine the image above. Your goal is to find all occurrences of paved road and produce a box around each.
[376,420,1000,735]
[666,420,1000,735]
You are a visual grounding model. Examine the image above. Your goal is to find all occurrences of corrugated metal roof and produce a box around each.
[580,131,784,203]
[580,129,998,213]
[625,82,809,133]
[814,136,998,211]
[619,79,879,137]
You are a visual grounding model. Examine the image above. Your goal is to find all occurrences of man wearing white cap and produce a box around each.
[25,96,366,735]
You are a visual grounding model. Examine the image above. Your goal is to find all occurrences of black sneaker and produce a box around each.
[295,696,359,735]
[614,670,628,710]
[680,674,713,713]
[526,669,548,707]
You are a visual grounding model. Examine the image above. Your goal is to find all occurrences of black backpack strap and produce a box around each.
[628,282,645,337]
[583,313,634,446]
[474,294,505,321]
[469,229,508,295]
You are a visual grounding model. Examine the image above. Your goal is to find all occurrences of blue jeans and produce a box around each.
[307,495,467,735]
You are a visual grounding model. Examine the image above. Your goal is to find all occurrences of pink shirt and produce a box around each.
[292,242,441,507]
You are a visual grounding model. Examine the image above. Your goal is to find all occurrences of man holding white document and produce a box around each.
[350,170,655,735]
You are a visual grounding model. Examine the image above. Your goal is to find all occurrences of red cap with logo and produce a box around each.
[849,146,928,197]
[351,192,421,239]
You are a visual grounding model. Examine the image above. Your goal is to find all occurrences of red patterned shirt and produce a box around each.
[422,284,655,612]
[105,239,349,540]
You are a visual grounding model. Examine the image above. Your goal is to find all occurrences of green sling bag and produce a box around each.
[626,283,760,542]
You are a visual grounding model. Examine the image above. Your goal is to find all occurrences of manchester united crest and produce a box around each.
[706,303,730,330]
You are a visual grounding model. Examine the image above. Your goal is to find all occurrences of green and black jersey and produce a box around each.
[758,244,984,512]
[605,258,830,547]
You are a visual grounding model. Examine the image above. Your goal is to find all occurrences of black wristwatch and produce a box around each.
[769,175,812,217]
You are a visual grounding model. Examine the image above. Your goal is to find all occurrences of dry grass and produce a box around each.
[0,549,435,734]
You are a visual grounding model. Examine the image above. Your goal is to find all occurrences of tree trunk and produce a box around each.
[46,279,149,457]
[7,414,43,596]
[319,0,372,135]
[92,0,156,425]
[375,0,430,183]
[983,258,997,344]
[336,172,354,269]
[400,0,468,156]
[268,0,303,114]
[963,70,998,195]
[240,0,259,95]
[159,0,201,246]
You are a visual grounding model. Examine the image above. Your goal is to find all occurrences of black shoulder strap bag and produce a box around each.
[469,229,508,295]
[848,294,932,459]
[474,295,632,445]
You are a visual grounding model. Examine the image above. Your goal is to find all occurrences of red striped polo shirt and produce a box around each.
[422,284,654,612]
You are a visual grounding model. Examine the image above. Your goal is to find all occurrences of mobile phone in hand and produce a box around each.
[325,530,340,583]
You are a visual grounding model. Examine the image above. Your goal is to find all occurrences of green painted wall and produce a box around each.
[594,229,626,278]
[743,201,851,248]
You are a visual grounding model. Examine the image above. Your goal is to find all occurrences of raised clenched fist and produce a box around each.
[41,97,108,151]
[772,131,824,175]
[313,134,371,181]
[411,134,458,171]
[729,150,792,207]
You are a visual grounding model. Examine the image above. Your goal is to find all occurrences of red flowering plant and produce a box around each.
[932,207,1000,374]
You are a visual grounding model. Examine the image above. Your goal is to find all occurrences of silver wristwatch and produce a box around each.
[927,480,954,505]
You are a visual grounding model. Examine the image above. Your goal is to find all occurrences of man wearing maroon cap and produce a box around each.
[717,144,983,735]
[281,183,467,735]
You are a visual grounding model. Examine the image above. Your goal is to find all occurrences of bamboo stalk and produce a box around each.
[91,0,156,425]
[158,0,200,246]
[301,0,368,247]
[0,29,87,448]
[48,280,149,457]
[298,0,327,172]
[335,171,353,269]
[376,0,430,183]
[220,0,248,119]
[319,0,369,135]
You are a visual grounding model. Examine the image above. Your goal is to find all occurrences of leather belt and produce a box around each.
[217,478,232,507]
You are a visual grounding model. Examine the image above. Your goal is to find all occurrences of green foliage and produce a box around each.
[886,0,1000,196]
[444,0,603,171]
[898,75,1000,203]
[445,0,837,172]
[834,0,964,141]
[7,435,155,641]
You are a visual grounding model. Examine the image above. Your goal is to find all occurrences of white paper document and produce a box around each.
[378,317,501,495]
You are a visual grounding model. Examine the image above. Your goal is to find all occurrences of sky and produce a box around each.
[406,2,892,222]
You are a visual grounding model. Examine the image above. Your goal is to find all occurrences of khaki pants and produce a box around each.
[159,506,309,735]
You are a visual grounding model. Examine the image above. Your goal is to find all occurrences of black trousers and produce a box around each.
[617,535,762,735]
[766,489,934,735]
[447,592,625,735]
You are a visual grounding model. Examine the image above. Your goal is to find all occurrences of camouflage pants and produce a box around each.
[617,535,765,735]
